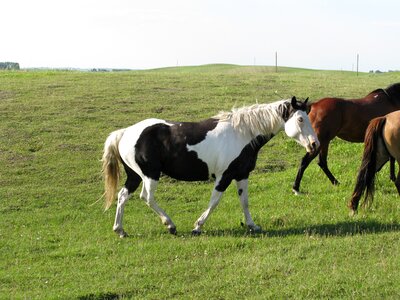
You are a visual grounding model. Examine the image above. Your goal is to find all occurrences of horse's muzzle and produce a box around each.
[309,141,319,154]
[305,139,319,154]
[312,142,318,151]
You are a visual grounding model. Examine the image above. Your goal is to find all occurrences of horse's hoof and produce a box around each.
[168,227,177,235]
[333,180,340,186]
[248,225,262,234]
[292,188,301,196]
[117,230,128,238]
[113,227,128,238]
[191,229,202,236]
[349,209,357,217]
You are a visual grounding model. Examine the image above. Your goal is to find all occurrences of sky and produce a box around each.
[2,0,400,72]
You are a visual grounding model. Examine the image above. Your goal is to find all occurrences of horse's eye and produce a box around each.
[298,117,304,123]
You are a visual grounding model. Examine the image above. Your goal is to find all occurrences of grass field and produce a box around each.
[1,65,400,299]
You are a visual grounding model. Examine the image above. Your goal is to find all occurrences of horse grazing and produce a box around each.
[102,97,319,237]
[348,110,400,215]
[292,83,400,195]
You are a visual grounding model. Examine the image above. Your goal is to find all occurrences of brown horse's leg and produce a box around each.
[317,142,339,185]
[394,167,400,195]
[292,149,319,194]
[390,156,396,182]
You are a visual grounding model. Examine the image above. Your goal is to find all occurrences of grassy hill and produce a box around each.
[1,65,399,298]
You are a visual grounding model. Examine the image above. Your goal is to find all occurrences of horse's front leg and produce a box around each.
[390,157,396,182]
[236,179,262,233]
[394,166,400,195]
[192,187,224,235]
[317,142,340,186]
[292,149,319,195]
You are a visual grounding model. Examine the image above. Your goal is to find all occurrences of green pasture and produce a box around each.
[1,65,399,299]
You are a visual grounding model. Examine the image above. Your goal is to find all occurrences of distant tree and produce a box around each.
[0,62,20,70]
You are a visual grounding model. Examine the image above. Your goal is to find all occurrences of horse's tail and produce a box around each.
[102,128,126,210]
[349,117,386,210]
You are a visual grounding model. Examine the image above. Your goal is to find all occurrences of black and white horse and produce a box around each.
[102,97,319,237]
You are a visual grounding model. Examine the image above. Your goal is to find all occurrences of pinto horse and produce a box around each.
[102,97,319,237]
[348,110,400,215]
[292,83,400,195]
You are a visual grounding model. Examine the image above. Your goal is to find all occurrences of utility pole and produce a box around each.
[356,54,359,76]
[275,51,278,72]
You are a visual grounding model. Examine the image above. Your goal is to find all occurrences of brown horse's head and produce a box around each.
[386,82,400,101]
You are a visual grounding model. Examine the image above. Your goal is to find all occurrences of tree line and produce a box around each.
[0,62,20,70]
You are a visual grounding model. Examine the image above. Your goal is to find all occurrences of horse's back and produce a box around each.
[308,98,346,141]
[117,117,247,181]
[309,95,396,142]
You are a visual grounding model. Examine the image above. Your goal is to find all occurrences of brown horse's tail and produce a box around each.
[349,117,386,210]
[102,129,126,210]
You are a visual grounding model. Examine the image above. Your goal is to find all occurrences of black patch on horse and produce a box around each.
[134,119,218,181]
[168,118,219,145]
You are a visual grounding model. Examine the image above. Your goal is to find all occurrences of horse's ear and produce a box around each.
[291,96,299,109]
[304,97,309,104]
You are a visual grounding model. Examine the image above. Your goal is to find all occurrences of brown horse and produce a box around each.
[348,110,400,215]
[292,83,400,195]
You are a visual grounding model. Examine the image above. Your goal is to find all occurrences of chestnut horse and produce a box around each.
[348,110,400,215]
[292,83,400,195]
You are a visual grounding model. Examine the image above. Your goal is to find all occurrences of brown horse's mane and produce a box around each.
[369,88,386,95]
[385,82,400,101]
[369,82,400,103]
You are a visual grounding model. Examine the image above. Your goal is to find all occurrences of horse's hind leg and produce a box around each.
[141,177,176,234]
[113,168,141,238]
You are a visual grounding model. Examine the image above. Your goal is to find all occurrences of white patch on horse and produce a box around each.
[186,121,251,177]
[118,118,171,175]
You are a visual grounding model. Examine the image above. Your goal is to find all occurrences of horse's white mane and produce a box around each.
[215,99,289,138]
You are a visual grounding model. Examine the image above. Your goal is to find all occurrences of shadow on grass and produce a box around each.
[203,220,400,238]
[78,291,139,300]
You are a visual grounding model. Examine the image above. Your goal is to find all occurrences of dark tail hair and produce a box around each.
[349,116,386,211]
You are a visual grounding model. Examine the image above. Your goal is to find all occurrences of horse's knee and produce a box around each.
[140,187,147,201]
[117,188,130,205]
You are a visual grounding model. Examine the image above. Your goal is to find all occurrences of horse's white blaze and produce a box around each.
[285,110,319,153]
